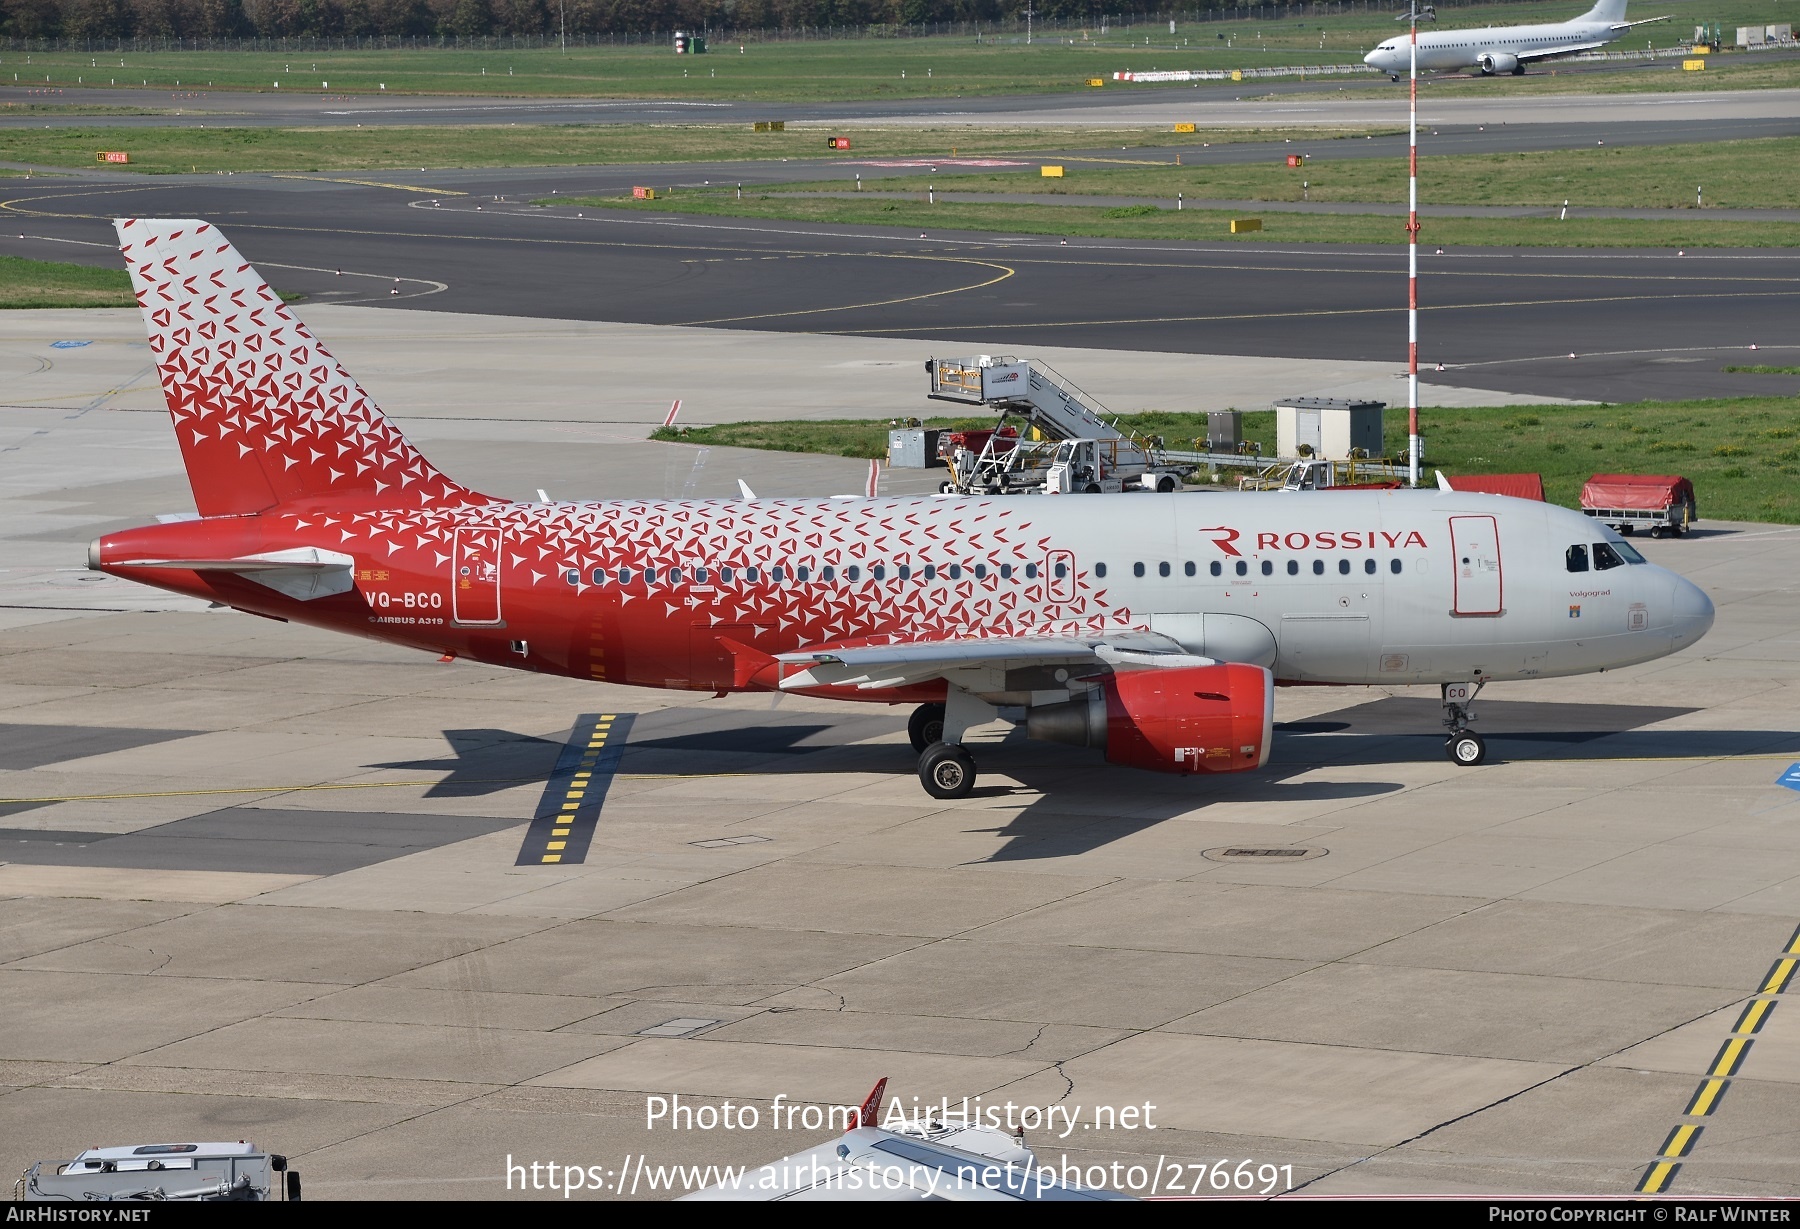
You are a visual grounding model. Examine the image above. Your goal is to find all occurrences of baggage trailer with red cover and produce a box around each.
[1580,474,1697,538]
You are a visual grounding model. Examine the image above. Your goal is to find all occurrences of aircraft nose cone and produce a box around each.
[1670,574,1714,647]
[1364,50,1380,66]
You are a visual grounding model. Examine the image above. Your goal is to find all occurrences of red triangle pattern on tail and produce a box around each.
[116,218,480,517]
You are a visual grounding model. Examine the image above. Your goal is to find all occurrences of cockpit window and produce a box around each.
[1592,542,1626,571]
[1565,545,1589,573]
[1613,541,1647,565]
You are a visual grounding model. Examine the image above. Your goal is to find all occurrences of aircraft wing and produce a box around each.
[776,630,1212,691]
[1518,39,1612,60]
[1611,14,1673,30]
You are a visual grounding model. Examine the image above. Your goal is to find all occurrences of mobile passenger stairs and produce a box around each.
[925,356,1195,495]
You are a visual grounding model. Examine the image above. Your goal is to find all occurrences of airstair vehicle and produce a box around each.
[925,357,1193,495]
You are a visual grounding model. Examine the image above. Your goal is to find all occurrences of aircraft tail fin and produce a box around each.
[1577,0,1627,23]
[115,218,484,517]
[856,1077,888,1130]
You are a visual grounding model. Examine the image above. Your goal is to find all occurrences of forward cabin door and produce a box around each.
[1449,515,1503,616]
[451,526,503,625]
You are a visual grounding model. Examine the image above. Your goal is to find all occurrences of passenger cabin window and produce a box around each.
[1094,563,1107,579]
[921,565,934,580]
[1234,561,1248,577]
[769,566,784,582]
[1364,559,1377,575]
[1287,560,1299,576]
[1566,545,1590,573]
[744,566,760,582]
[718,566,734,582]
[998,564,1010,580]
[1025,563,1038,579]
[564,569,579,585]
[1158,562,1171,578]
[1053,562,1067,580]
[1389,559,1402,575]
[668,567,683,584]
[617,567,633,584]
[1593,543,1626,571]
[898,565,912,580]
[643,567,658,584]
[1133,563,1146,578]
[1210,561,1222,577]
[1261,561,1273,576]
[820,565,835,581]
[1184,561,1196,577]
[844,565,859,581]
[1338,560,1351,576]
[870,564,885,580]
[694,567,709,583]
[1313,560,1325,576]
[947,564,962,580]
[590,569,607,585]
[973,564,987,579]
[795,566,808,581]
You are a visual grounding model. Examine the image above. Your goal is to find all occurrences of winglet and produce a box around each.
[1435,470,1453,492]
[737,479,757,501]
[856,1077,888,1130]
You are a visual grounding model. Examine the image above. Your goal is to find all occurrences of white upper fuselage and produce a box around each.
[1365,17,1621,74]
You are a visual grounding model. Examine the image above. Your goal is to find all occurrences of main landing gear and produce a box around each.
[919,741,977,799]
[911,691,992,799]
[1443,680,1487,766]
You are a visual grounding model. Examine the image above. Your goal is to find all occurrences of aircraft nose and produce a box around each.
[1669,573,1714,648]
[1363,50,1381,66]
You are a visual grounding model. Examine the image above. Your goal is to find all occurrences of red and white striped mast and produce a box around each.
[1403,3,1435,488]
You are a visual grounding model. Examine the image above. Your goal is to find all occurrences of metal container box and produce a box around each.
[888,428,944,469]
[1276,397,1385,460]
[1207,410,1242,452]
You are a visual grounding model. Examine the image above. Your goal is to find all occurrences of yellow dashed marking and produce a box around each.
[546,841,566,851]
[1658,1123,1702,1159]
[541,853,562,863]
[1764,957,1797,994]
[1733,998,1776,1035]
[1710,1036,1752,1077]
[1684,1078,1729,1117]
[1637,1161,1679,1194]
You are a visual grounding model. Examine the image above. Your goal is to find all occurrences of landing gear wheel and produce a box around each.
[1083,483,1102,494]
[1155,474,1177,493]
[1512,64,1526,75]
[1447,732,1487,767]
[908,703,946,754]
[919,742,976,799]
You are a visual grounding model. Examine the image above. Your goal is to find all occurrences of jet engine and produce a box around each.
[1025,663,1273,774]
[1477,51,1522,75]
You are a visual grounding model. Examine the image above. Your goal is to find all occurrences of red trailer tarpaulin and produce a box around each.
[1580,474,1695,511]
[1445,473,1545,501]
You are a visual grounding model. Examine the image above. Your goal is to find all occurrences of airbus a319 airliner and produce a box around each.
[91,220,1714,798]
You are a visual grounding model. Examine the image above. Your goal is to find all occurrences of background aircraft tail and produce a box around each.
[1577,0,1628,23]
[115,218,483,517]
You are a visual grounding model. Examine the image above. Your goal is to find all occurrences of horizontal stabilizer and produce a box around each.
[110,546,356,601]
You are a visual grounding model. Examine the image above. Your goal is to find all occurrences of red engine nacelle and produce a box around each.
[1025,663,1274,774]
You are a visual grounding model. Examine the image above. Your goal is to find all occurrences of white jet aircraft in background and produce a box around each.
[1364,0,1671,79]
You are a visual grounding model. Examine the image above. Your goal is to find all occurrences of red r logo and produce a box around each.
[1198,526,1243,557]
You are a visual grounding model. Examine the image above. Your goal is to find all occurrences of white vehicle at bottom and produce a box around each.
[684,1080,1131,1201]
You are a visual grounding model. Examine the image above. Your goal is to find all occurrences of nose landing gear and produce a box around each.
[1443,679,1488,766]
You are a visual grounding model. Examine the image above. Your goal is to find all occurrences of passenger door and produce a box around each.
[451,526,503,626]
[1449,515,1503,616]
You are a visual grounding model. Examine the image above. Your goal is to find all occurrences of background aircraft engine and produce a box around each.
[1025,663,1274,774]
[1477,51,1521,74]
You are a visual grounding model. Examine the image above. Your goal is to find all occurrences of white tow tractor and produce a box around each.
[15,1141,299,1202]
